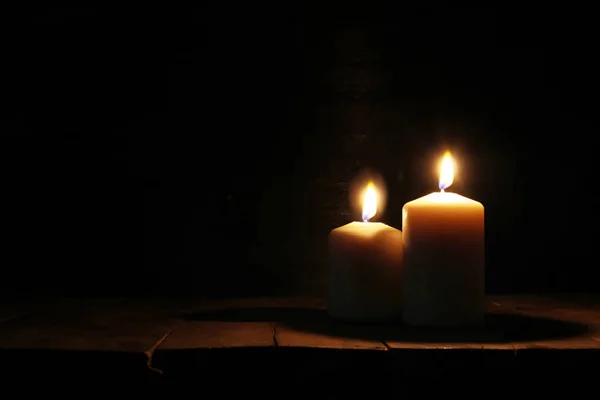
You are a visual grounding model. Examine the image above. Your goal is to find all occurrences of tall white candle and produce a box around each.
[401,152,485,327]
[328,182,404,322]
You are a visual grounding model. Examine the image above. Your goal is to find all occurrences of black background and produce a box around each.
[3,6,597,297]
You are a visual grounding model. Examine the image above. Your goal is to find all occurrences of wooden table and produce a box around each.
[1,295,599,383]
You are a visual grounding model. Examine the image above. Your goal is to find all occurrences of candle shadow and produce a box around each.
[181,307,592,343]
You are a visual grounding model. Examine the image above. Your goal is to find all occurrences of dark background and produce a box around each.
[3,6,596,297]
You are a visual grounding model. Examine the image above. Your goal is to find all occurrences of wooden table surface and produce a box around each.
[1,294,599,381]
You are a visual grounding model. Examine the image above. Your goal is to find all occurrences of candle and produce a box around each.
[327,182,404,322]
[401,151,485,327]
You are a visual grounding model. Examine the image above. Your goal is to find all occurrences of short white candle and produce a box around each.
[328,182,404,322]
[401,152,485,327]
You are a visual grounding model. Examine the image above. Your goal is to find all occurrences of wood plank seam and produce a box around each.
[144,330,171,375]
[272,324,279,347]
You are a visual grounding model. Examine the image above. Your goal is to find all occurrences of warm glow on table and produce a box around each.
[328,181,403,322]
[401,152,485,327]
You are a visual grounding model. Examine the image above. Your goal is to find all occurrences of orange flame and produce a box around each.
[362,182,377,222]
[439,151,454,191]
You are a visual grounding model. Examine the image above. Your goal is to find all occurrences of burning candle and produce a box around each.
[327,182,404,322]
[401,151,485,326]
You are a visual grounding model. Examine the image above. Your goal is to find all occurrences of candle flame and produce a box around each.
[439,151,454,191]
[362,182,377,222]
